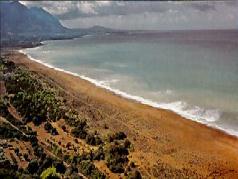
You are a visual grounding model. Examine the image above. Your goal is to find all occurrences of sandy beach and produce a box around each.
[4,50,238,178]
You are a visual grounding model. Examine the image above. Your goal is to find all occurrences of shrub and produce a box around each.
[95,136,103,145]
[114,132,127,140]
[64,165,78,177]
[126,170,142,179]
[107,131,127,142]
[5,67,41,94]
[63,155,70,162]
[79,160,105,179]
[7,68,64,125]
[55,161,66,174]
[86,134,103,146]
[44,122,52,131]
[27,159,39,174]
[93,146,105,160]
[124,139,131,148]
[23,153,29,161]
[71,120,88,139]
[64,110,80,127]
[79,160,95,176]
[105,143,129,173]
[108,162,124,173]
[77,152,91,162]
[38,157,65,175]
[0,123,25,140]
[0,97,9,116]
[44,122,58,135]
[14,148,19,156]
[0,168,18,179]
[40,166,60,179]
[33,145,44,158]
[108,144,129,156]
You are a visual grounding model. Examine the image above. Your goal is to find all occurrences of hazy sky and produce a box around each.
[21,1,238,30]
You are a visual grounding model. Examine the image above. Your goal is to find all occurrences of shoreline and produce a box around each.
[19,48,238,137]
[4,50,238,177]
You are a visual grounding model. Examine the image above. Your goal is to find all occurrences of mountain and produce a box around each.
[0,1,67,39]
[0,1,121,47]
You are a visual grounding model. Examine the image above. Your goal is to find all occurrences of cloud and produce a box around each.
[21,1,114,19]
[21,1,171,20]
[189,3,216,12]
[20,1,238,30]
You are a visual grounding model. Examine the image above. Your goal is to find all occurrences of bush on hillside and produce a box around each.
[71,120,88,139]
[105,143,129,173]
[107,131,127,142]
[85,133,103,146]
[44,122,58,135]
[40,166,60,179]
[27,159,39,174]
[79,160,105,179]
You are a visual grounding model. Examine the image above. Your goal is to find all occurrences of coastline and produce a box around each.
[4,50,238,178]
[19,48,238,137]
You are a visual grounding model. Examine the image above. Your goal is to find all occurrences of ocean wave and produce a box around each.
[42,50,51,54]
[18,49,238,137]
[99,79,120,86]
[150,89,174,96]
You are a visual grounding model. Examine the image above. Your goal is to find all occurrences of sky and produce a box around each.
[21,1,238,30]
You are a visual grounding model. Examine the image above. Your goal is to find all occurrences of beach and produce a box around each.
[4,50,238,178]
[22,33,238,136]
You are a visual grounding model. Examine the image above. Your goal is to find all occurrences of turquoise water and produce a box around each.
[23,31,238,135]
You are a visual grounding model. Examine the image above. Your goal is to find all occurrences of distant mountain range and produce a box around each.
[0,1,67,36]
[0,1,117,45]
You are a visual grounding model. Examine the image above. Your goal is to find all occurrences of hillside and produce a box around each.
[0,1,67,37]
[0,54,141,178]
[0,1,121,48]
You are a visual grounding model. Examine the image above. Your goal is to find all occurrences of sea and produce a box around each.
[21,30,238,136]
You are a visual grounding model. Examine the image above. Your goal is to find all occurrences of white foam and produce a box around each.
[100,79,120,86]
[150,89,174,96]
[18,49,238,137]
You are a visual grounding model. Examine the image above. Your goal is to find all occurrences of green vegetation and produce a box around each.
[0,168,34,179]
[4,66,64,125]
[107,131,127,142]
[126,170,142,179]
[40,166,60,179]
[0,57,141,178]
[79,160,105,179]
[71,120,88,139]
[105,142,129,173]
[27,159,39,174]
[0,122,23,140]
[93,145,105,160]
[11,90,63,125]
[86,133,103,146]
